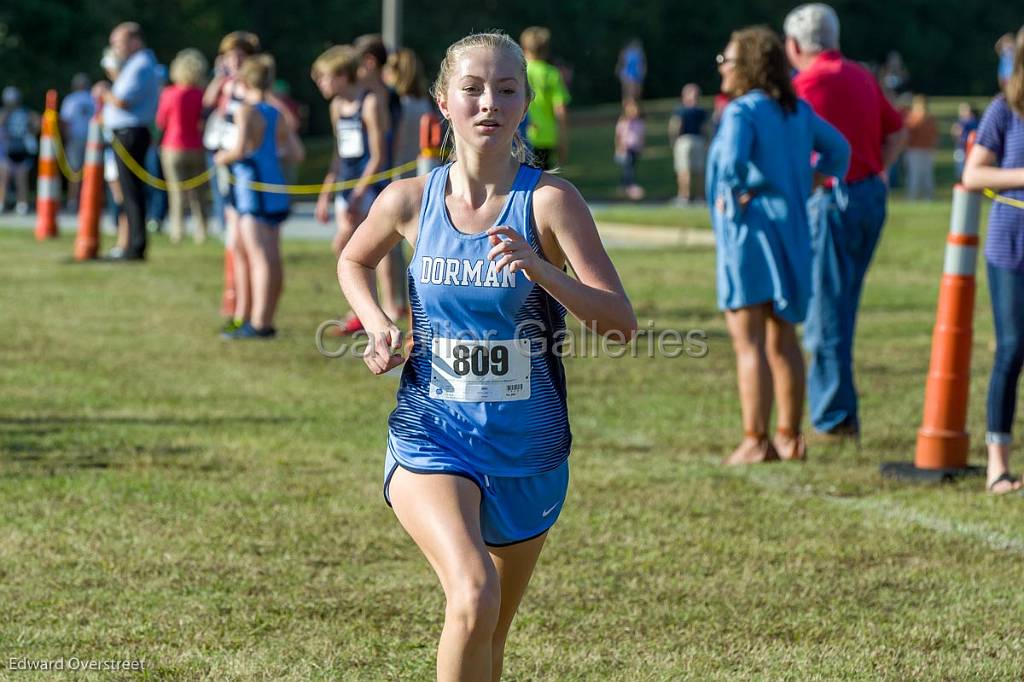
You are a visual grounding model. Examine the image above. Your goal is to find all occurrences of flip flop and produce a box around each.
[987,472,1019,495]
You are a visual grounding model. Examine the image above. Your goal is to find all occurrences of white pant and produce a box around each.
[904,149,935,200]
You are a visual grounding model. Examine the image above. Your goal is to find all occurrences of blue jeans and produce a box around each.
[986,263,1024,442]
[145,144,167,224]
[804,176,888,432]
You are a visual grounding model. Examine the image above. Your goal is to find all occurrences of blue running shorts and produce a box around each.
[383,441,569,547]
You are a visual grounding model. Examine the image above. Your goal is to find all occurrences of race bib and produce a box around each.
[337,118,365,159]
[429,337,531,402]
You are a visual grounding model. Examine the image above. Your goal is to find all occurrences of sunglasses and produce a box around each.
[716,54,736,66]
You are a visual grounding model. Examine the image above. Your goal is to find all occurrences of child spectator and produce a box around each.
[615,99,645,200]
[950,102,979,182]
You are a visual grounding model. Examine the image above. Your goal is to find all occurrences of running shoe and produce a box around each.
[222,321,276,340]
[326,316,365,337]
[220,318,244,334]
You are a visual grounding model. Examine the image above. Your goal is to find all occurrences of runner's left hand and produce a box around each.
[486,226,549,284]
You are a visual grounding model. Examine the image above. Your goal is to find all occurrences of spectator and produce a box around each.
[59,73,95,212]
[157,48,209,243]
[997,33,1016,91]
[144,61,169,236]
[520,26,570,169]
[386,48,433,180]
[710,91,731,139]
[784,3,908,440]
[708,26,850,465]
[353,34,407,329]
[668,83,709,205]
[878,50,908,99]
[0,86,40,215]
[98,47,130,258]
[92,22,161,261]
[950,102,979,182]
[203,31,263,241]
[903,94,938,200]
[616,38,646,103]
[615,98,645,200]
[886,92,912,189]
[962,26,1024,494]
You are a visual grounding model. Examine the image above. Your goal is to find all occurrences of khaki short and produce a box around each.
[673,134,706,173]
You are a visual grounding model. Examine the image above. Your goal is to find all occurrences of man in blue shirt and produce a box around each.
[93,22,160,260]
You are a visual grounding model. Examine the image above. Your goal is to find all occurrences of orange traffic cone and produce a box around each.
[35,90,61,240]
[417,112,442,177]
[882,185,985,481]
[73,104,104,260]
[221,248,236,317]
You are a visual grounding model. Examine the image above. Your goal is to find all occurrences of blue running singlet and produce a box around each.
[387,163,572,477]
[229,101,290,225]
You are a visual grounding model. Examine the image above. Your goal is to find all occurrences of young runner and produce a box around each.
[215,55,303,339]
[338,31,636,681]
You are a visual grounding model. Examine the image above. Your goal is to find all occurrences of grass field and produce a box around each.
[3,193,1024,680]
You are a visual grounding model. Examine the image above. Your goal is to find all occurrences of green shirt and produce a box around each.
[526,59,569,149]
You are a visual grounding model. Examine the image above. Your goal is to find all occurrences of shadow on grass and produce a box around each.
[1,443,204,470]
[0,415,297,427]
[0,415,295,473]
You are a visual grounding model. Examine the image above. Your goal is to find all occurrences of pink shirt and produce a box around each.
[793,51,903,183]
[156,85,204,151]
[616,116,645,152]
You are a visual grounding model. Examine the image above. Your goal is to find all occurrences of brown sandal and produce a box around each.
[723,432,781,466]
[773,427,807,462]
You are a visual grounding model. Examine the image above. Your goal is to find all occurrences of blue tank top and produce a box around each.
[388,162,572,476]
[230,102,290,221]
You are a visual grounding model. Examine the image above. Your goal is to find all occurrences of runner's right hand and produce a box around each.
[315,194,331,224]
[363,324,405,375]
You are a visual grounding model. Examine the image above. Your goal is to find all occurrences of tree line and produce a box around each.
[0,0,1016,134]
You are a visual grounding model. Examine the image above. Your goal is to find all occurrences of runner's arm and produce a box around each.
[489,176,636,338]
[275,111,304,165]
[338,179,423,373]
[351,91,387,199]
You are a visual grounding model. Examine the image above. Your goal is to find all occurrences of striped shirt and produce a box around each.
[976,96,1024,272]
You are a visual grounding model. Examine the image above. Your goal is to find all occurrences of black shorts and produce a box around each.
[7,149,33,166]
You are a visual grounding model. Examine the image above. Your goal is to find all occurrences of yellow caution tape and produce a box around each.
[983,188,1024,210]
[48,111,84,183]
[109,136,214,191]
[110,135,418,194]
[224,159,419,193]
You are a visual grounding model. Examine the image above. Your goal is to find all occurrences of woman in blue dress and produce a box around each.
[707,26,849,465]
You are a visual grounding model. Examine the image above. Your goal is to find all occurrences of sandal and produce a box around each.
[723,432,780,466]
[773,427,807,462]
[987,472,1020,495]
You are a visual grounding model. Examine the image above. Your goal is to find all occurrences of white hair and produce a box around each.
[784,3,840,53]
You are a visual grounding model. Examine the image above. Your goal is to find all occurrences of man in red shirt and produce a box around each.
[784,3,907,439]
